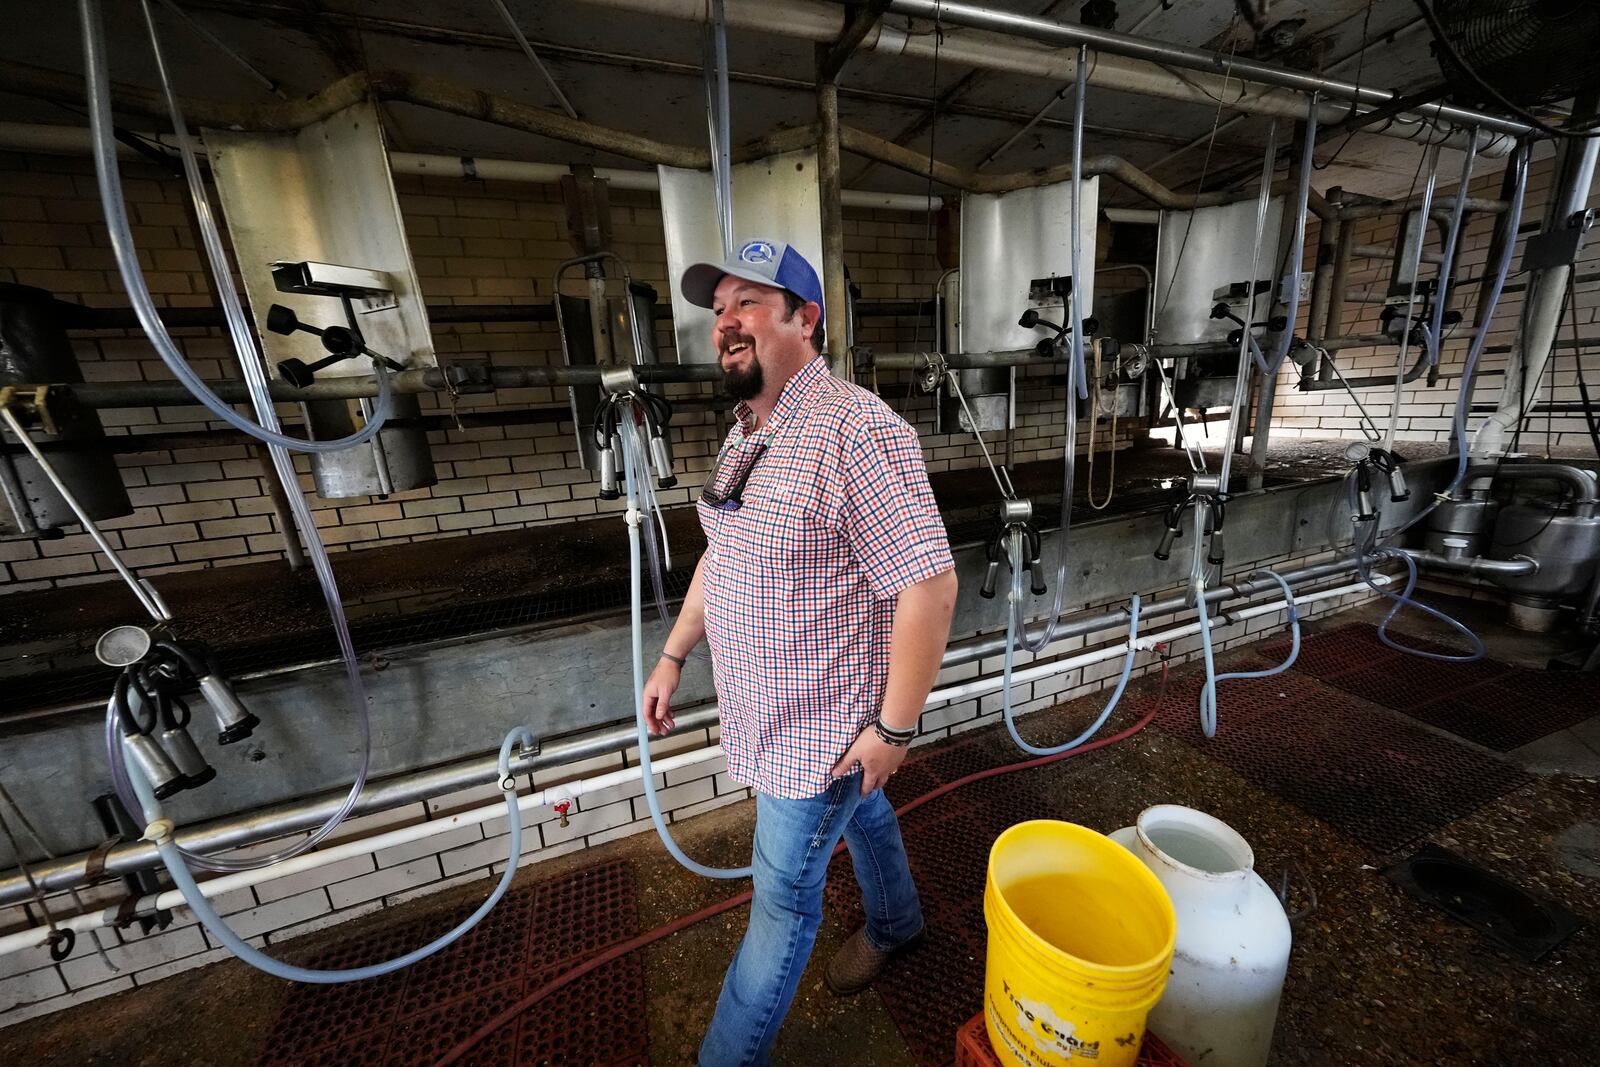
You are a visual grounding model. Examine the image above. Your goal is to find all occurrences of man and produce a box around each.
[641,238,958,1066]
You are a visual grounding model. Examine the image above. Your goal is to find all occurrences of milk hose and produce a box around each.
[1196,569,1300,735]
[122,726,530,983]
[436,689,1168,1066]
[82,0,395,454]
[1347,476,1486,662]
[1428,134,1479,367]
[1000,530,1142,755]
[621,420,750,880]
[1385,139,1531,542]
[1187,505,1227,738]
[1000,48,1092,656]
[87,0,386,870]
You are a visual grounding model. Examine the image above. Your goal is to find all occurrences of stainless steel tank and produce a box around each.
[1426,496,1500,558]
[0,284,133,537]
[1488,497,1600,601]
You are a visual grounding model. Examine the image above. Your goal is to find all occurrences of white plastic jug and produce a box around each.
[1110,805,1291,1067]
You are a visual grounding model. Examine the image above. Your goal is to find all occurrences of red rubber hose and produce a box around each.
[434,700,1162,1066]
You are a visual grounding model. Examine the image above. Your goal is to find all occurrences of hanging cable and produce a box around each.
[1262,94,1319,376]
[1429,131,1479,365]
[943,370,1016,501]
[74,0,389,874]
[1383,142,1442,451]
[1215,120,1281,494]
[1388,139,1529,544]
[1348,476,1486,662]
[703,0,733,258]
[1001,44,1095,660]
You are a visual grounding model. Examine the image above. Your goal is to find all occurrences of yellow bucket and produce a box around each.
[983,821,1177,1067]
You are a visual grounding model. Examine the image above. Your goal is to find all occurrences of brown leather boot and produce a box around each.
[824,927,923,995]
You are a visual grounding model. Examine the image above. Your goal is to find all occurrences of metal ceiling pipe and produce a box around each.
[837,124,1278,206]
[570,0,1521,153]
[1476,129,1600,456]
[0,554,1362,905]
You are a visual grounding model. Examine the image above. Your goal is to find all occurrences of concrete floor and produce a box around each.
[3,597,1597,1066]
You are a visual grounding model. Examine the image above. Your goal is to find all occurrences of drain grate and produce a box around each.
[257,860,646,1067]
[1384,843,1583,961]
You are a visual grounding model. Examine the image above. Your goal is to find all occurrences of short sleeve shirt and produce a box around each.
[697,356,954,799]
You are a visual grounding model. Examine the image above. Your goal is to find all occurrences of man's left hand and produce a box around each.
[830,727,909,796]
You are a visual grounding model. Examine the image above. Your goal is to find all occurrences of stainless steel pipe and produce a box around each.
[881,0,1527,145]
[1396,548,1538,578]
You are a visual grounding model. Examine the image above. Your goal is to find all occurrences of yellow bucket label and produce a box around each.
[988,979,1104,1061]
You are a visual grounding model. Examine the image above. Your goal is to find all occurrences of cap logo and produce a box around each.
[739,240,776,264]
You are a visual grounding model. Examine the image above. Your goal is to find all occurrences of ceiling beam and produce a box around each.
[816,0,894,83]
[162,0,1203,154]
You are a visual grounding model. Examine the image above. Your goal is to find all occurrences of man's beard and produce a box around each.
[722,349,764,401]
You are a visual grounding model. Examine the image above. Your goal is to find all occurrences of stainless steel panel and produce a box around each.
[205,103,434,374]
[1153,196,1284,346]
[305,394,436,499]
[659,149,825,363]
[206,105,437,499]
[960,178,1100,353]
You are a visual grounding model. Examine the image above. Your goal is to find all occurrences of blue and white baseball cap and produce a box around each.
[680,239,825,322]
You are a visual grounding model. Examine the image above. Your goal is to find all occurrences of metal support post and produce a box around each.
[816,73,850,376]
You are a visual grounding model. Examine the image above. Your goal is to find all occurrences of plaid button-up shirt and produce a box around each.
[697,356,954,799]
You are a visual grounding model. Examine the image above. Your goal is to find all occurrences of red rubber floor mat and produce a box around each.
[1268,622,1596,751]
[256,860,647,1067]
[1155,669,1533,853]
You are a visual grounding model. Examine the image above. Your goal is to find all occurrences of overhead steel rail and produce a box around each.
[880,0,1531,142]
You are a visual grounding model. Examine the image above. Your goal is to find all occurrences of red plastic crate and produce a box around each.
[955,1012,1187,1067]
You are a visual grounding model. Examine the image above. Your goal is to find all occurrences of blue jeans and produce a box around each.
[699,772,923,1066]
